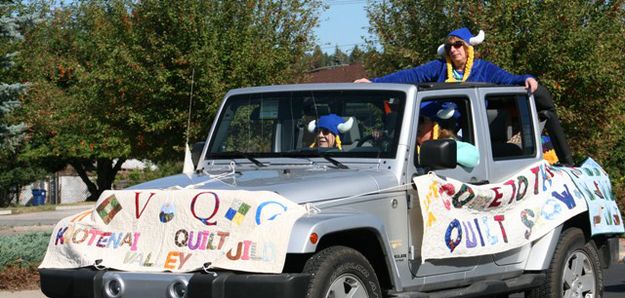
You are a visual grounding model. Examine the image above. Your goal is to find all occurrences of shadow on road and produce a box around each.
[605,284,625,292]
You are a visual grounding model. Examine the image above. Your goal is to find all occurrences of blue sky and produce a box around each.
[314,0,370,54]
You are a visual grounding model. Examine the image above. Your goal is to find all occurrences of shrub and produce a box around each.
[0,232,51,270]
[115,161,182,189]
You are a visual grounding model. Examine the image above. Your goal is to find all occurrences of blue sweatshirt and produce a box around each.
[371,59,532,85]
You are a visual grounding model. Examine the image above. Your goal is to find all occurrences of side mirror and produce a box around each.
[419,139,457,170]
[191,142,205,167]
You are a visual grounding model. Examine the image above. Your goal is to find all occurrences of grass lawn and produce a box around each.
[1,205,56,214]
[0,201,93,215]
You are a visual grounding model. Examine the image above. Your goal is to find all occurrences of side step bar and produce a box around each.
[390,273,545,298]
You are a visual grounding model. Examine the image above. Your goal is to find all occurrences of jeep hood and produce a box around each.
[127,167,399,204]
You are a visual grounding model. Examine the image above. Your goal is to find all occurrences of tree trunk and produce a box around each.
[70,158,126,202]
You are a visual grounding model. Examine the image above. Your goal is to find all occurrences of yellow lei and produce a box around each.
[445,46,474,83]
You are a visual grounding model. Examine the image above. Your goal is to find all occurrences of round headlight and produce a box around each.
[169,279,188,298]
[104,278,124,298]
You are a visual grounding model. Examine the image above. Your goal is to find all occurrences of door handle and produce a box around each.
[470,179,490,185]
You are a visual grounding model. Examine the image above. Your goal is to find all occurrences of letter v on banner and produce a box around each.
[135,192,157,219]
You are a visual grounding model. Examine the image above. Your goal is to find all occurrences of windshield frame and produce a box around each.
[203,85,410,162]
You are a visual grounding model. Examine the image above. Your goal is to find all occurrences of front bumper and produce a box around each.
[39,268,310,298]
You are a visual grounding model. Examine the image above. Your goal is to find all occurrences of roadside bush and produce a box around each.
[115,161,182,189]
[0,232,51,270]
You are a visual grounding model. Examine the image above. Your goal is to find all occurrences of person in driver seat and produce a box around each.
[307,114,354,150]
[418,101,479,168]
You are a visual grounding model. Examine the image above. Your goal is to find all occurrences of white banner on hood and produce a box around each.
[40,189,306,273]
[414,161,589,260]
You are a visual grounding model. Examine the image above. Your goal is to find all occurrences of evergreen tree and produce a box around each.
[349,45,364,64]
[0,0,44,206]
[310,45,326,69]
[0,0,26,150]
[332,45,349,65]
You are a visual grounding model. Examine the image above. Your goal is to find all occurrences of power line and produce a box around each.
[319,42,366,50]
[318,39,379,48]
[325,0,368,6]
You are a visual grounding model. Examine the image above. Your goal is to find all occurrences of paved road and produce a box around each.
[508,263,625,297]
[0,289,42,298]
[603,263,625,297]
[0,207,91,228]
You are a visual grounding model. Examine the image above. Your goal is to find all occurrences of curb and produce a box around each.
[55,205,95,211]
[0,204,94,216]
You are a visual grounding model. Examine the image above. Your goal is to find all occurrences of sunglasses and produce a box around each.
[317,128,332,135]
[444,41,464,52]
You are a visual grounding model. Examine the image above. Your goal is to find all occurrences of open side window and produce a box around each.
[413,96,475,168]
[486,94,536,160]
[411,94,488,184]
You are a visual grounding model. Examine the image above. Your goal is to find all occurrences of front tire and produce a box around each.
[303,246,382,298]
[527,227,603,298]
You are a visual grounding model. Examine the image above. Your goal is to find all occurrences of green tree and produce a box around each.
[309,45,327,69]
[331,45,349,65]
[0,0,26,151]
[0,0,45,206]
[366,0,625,206]
[349,45,364,64]
[19,0,322,200]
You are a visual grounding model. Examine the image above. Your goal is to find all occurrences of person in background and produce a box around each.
[418,101,479,168]
[355,27,573,166]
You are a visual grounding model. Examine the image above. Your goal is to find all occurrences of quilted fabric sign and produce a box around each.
[564,158,624,235]
[40,189,307,273]
[414,161,589,260]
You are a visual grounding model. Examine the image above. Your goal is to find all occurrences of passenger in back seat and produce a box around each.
[418,101,479,168]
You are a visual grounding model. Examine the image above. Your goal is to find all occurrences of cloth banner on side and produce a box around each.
[414,161,589,260]
[565,158,624,235]
[39,189,307,273]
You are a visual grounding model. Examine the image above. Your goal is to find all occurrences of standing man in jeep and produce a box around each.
[355,27,573,166]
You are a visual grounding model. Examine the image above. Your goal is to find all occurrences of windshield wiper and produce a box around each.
[242,154,266,167]
[207,151,266,167]
[283,150,348,169]
[321,154,348,169]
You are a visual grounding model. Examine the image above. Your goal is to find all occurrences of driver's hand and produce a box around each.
[372,129,383,140]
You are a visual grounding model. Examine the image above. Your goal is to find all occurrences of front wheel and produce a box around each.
[303,246,382,298]
[527,227,603,298]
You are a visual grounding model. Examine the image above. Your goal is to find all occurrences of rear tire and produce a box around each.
[526,227,603,298]
[303,246,382,298]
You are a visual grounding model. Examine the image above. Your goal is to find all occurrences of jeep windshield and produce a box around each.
[207,90,405,159]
